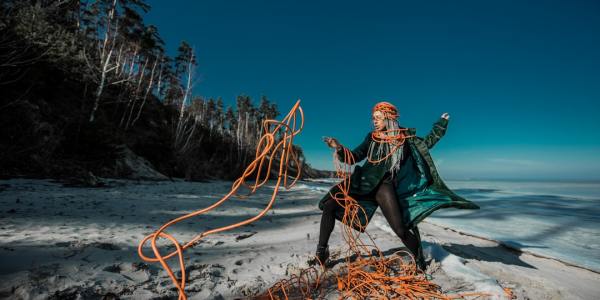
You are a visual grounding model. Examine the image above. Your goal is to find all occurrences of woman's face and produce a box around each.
[372,110,386,131]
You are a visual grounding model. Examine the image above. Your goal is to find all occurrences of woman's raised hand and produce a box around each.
[441,112,450,120]
[323,136,341,149]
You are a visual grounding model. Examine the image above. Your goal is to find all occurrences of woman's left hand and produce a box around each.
[441,112,450,120]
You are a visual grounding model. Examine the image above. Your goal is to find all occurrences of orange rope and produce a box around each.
[137,100,304,300]
[137,98,499,299]
[263,132,496,300]
[503,286,515,299]
[367,128,415,164]
[372,101,399,120]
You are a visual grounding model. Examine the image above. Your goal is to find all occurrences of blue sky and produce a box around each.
[145,0,600,180]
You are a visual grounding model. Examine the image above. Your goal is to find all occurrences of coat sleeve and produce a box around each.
[422,117,449,149]
[336,132,372,164]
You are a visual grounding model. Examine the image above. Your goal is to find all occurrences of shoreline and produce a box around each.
[422,221,600,275]
[1,178,598,299]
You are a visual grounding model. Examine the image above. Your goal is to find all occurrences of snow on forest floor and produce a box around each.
[0,178,598,299]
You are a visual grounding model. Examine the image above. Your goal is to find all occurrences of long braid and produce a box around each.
[366,101,413,179]
[366,118,404,177]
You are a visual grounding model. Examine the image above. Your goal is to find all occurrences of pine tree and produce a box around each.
[206,98,216,135]
[225,106,236,137]
[216,97,225,134]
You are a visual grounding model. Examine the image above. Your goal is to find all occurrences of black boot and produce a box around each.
[415,246,428,272]
[416,254,428,272]
[309,245,330,266]
[411,226,428,272]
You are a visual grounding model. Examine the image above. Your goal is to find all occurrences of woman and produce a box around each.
[315,101,479,271]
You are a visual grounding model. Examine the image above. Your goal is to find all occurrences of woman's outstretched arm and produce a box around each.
[324,132,372,164]
[422,113,450,149]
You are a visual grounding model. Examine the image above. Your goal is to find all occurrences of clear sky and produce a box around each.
[145,0,600,181]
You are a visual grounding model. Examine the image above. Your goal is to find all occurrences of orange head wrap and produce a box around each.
[372,101,399,120]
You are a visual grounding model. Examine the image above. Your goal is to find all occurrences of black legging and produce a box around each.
[318,180,422,259]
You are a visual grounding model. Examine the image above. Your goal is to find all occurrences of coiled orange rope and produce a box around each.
[263,127,496,299]
[367,101,415,164]
[367,128,415,164]
[372,101,399,120]
[137,98,497,299]
[137,100,304,300]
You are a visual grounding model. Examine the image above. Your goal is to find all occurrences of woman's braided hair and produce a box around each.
[368,101,412,176]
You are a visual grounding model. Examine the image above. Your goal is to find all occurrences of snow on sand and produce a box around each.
[0,179,598,299]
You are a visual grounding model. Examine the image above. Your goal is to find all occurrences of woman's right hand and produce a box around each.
[323,137,341,149]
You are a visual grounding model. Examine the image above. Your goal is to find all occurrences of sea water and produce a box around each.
[428,180,600,272]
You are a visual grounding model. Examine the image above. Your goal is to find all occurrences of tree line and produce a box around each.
[0,0,322,181]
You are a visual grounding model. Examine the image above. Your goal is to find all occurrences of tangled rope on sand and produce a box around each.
[262,134,494,300]
[137,100,304,300]
[137,99,495,299]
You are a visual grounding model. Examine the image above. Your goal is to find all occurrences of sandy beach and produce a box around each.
[1,178,598,299]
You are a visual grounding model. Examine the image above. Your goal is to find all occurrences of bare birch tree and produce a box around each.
[87,0,118,122]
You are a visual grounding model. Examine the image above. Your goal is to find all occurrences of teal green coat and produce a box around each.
[318,117,479,231]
